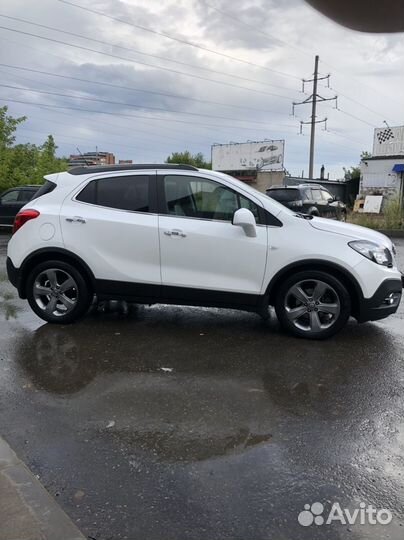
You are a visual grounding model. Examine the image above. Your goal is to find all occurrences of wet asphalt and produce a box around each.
[0,232,403,540]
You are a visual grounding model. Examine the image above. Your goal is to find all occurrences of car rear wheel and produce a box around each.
[275,270,351,339]
[26,260,92,324]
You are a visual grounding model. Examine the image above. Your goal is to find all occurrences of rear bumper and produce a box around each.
[357,278,403,323]
[6,256,26,298]
[6,256,19,288]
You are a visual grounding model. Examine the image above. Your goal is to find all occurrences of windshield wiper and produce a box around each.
[295,213,314,220]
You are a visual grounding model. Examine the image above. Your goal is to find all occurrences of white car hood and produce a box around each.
[309,217,392,248]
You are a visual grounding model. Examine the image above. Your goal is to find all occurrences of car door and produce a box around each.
[320,190,337,219]
[0,189,23,226]
[60,173,161,297]
[311,188,327,216]
[158,173,268,301]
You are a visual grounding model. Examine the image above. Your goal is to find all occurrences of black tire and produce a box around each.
[26,260,92,324]
[274,270,351,340]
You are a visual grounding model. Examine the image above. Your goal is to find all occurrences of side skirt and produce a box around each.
[95,279,264,312]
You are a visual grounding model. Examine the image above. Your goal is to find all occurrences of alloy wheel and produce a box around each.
[284,279,341,333]
[33,268,79,317]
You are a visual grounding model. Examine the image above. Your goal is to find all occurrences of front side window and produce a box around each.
[312,189,323,201]
[76,175,149,212]
[321,190,333,201]
[163,175,261,222]
[1,190,20,204]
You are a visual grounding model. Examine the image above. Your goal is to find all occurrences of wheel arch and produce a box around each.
[18,248,96,299]
[266,259,363,318]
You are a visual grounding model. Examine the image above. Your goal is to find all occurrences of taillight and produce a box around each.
[13,209,40,234]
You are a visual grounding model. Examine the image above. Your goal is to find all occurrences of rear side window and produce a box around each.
[267,189,299,203]
[76,175,149,212]
[31,181,56,200]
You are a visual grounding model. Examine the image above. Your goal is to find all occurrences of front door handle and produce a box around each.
[164,229,186,238]
[66,216,86,224]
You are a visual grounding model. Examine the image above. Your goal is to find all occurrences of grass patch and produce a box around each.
[348,197,403,230]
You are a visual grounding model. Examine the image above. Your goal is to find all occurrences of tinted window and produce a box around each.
[267,189,299,203]
[31,181,56,200]
[18,189,37,203]
[77,176,149,212]
[163,175,261,223]
[1,190,19,203]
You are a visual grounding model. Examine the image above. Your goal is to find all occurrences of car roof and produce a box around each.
[267,185,300,190]
[268,184,324,190]
[3,185,41,190]
[68,164,199,175]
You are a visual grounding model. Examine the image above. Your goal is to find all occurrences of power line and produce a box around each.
[6,97,211,149]
[55,0,300,81]
[0,14,298,94]
[0,25,295,101]
[328,85,395,125]
[199,0,308,60]
[319,58,402,110]
[197,1,399,119]
[0,83,299,127]
[0,63,296,117]
[0,97,300,134]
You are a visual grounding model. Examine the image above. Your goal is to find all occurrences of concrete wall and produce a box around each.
[254,171,284,192]
[360,158,402,198]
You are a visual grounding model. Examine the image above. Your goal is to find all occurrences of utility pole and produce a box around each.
[292,55,337,179]
[309,55,319,179]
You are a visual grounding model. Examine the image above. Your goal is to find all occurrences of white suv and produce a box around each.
[6,164,403,339]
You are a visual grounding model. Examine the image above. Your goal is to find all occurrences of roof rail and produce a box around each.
[68,164,199,175]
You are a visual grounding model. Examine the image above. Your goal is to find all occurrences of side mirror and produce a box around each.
[232,208,257,237]
[328,197,335,203]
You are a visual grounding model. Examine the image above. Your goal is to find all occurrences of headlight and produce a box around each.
[349,240,393,267]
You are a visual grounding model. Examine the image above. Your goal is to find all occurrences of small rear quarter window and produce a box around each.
[31,181,56,200]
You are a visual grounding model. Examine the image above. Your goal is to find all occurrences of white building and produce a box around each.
[360,126,404,201]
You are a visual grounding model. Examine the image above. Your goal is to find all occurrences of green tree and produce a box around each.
[34,135,68,183]
[166,150,211,169]
[0,107,68,192]
[344,150,372,181]
[0,106,26,149]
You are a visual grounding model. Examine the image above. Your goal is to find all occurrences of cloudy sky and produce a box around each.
[0,0,402,178]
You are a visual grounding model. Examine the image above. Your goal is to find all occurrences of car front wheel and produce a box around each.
[275,270,351,339]
[26,260,92,324]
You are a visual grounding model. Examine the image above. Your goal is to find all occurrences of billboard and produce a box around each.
[212,140,284,172]
[373,126,404,156]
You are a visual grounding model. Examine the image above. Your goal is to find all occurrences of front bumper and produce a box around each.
[357,278,403,323]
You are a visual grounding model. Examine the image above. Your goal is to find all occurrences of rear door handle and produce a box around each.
[65,216,86,224]
[164,229,186,238]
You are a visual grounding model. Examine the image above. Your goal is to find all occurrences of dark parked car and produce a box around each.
[0,185,41,227]
[266,184,347,220]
